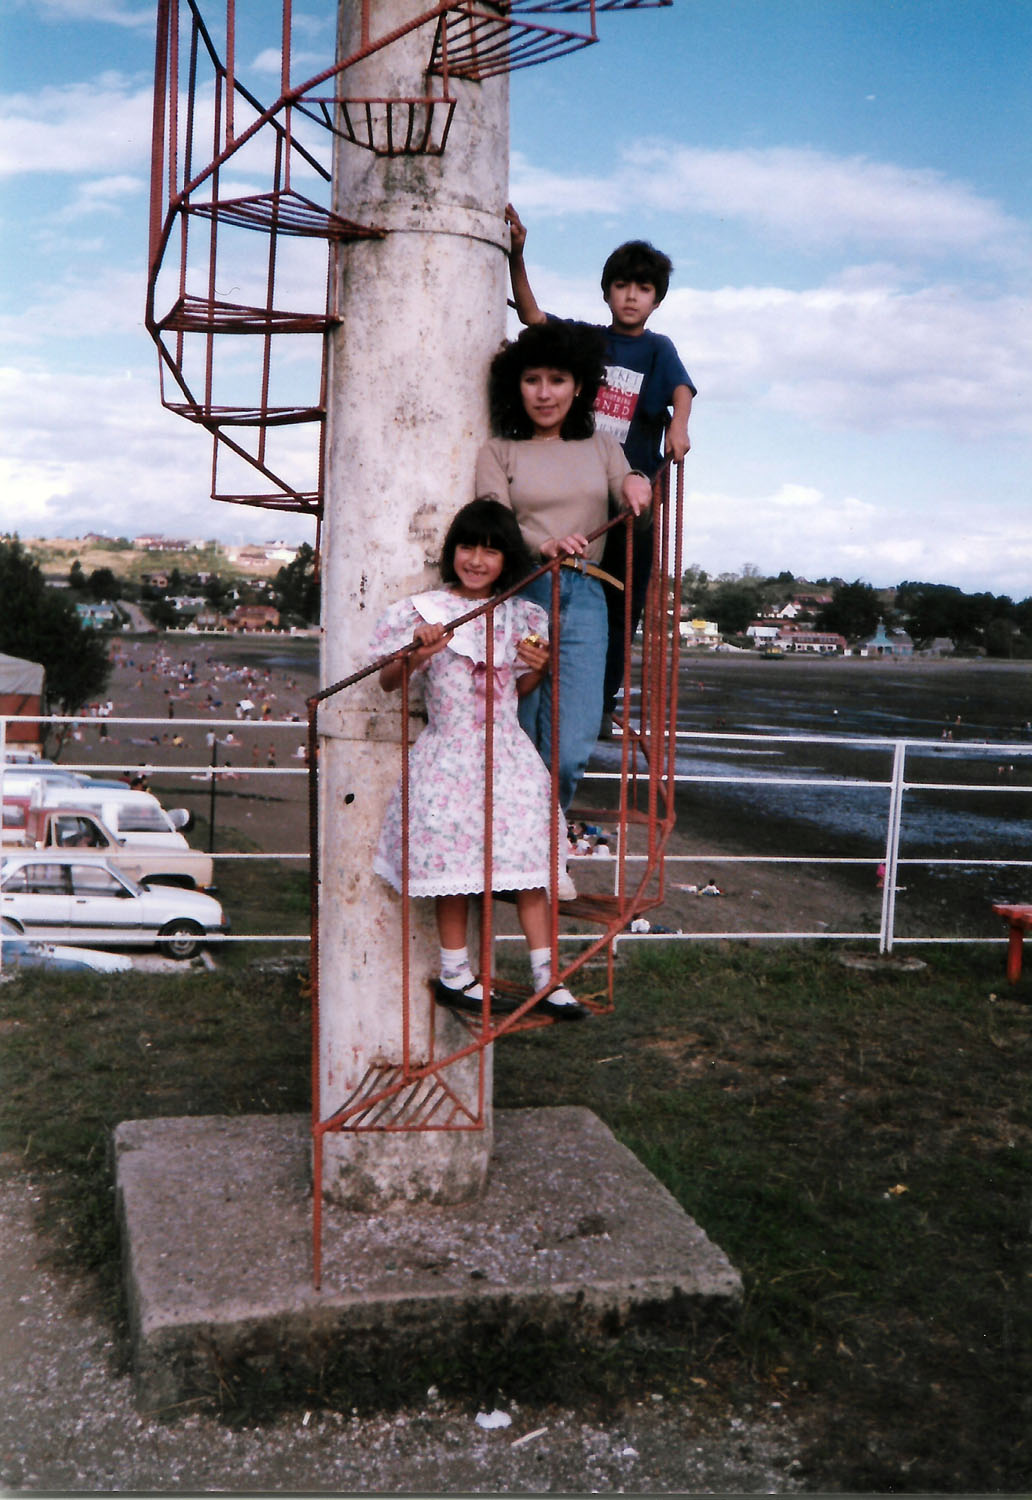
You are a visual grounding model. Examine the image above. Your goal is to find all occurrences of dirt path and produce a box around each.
[0,1166,805,1494]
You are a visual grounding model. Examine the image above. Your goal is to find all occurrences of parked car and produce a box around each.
[0,915,132,975]
[2,764,194,843]
[1,800,214,890]
[0,853,229,960]
[38,784,195,842]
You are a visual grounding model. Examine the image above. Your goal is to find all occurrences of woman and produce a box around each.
[475,320,651,815]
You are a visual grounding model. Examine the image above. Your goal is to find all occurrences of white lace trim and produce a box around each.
[373,854,549,898]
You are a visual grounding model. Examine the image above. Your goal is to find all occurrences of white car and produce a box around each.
[0,852,229,960]
[0,915,132,975]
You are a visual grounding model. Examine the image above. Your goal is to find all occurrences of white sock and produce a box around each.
[439,946,482,1000]
[529,947,552,992]
[528,948,577,1006]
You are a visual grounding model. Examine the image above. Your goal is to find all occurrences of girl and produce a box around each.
[371,498,587,1021]
[474,321,652,819]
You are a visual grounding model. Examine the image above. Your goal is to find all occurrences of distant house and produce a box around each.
[225,545,274,570]
[134,535,194,553]
[229,604,281,632]
[265,543,299,564]
[141,571,170,590]
[0,651,44,752]
[75,601,119,630]
[857,621,914,658]
[921,637,955,658]
[679,618,721,649]
[747,622,780,646]
[778,627,847,655]
[777,592,833,620]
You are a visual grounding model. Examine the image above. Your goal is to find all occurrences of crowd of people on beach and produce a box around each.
[68,643,314,795]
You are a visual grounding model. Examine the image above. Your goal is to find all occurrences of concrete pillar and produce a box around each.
[317,2,509,1209]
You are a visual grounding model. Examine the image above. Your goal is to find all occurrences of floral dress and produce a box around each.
[371,589,562,898]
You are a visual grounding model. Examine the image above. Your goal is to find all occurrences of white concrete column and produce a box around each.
[317,2,509,1208]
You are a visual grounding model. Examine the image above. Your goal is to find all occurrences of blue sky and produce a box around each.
[2,1,1030,594]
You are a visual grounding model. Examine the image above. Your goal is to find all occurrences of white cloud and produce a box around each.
[0,267,148,346]
[683,481,1032,596]
[27,0,154,28]
[249,47,328,78]
[57,173,146,219]
[649,146,1024,261]
[661,278,1032,437]
[511,144,1029,265]
[0,366,317,546]
[0,78,153,176]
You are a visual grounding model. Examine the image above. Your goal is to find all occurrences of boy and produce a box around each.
[504,204,696,723]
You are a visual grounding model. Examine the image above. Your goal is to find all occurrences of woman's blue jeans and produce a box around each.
[518,567,608,812]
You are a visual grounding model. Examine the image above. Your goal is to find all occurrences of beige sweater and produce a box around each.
[474,432,630,565]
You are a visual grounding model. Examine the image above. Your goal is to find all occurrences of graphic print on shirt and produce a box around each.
[593,363,643,445]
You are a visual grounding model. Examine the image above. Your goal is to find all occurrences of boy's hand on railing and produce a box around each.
[664,424,690,462]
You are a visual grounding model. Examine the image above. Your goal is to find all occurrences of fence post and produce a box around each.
[0,715,5,974]
[206,733,218,854]
[879,740,907,954]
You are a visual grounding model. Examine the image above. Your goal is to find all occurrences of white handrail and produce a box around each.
[4,713,1032,962]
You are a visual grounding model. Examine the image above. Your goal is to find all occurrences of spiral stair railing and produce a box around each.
[145,0,671,533]
[306,459,683,1281]
[144,0,677,1287]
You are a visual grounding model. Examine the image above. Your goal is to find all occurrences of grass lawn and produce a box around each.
[1,939,1029,1492]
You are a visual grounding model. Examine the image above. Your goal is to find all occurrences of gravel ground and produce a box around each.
[0,1171,806,1494]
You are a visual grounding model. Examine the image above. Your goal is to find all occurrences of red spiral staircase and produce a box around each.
[145,0,679,1284]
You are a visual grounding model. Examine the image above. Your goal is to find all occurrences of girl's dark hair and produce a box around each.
[439,498,536,594]
[601,240,673,303]
[488,320,607,441]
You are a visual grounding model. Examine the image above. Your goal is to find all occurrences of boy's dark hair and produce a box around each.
[601,240,673,303]
[488,320,607,441]
[439,498,536,594]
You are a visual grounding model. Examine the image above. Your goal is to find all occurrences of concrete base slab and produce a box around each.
[114,1108,742,1413]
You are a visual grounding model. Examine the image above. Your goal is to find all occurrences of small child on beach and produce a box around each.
[505,204,697,722]
[371,498,589,1022]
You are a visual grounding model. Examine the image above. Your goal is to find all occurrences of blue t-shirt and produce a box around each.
[548,316,696,477]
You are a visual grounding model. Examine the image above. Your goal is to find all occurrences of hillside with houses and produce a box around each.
[7,533,1032,657]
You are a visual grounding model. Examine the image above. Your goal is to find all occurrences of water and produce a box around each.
[597,657,1032,863]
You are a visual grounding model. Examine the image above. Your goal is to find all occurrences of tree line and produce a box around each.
[0,536,320,714]
[682,565,1032,656]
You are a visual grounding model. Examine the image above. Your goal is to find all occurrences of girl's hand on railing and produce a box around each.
[379,622,452,691]
[409,621,452,670]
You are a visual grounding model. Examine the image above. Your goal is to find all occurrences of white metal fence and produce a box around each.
[3,715,1031,961]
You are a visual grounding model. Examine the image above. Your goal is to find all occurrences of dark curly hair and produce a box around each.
[439,498,536,594]
[601,240,673,302]
[488,320,607,441]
